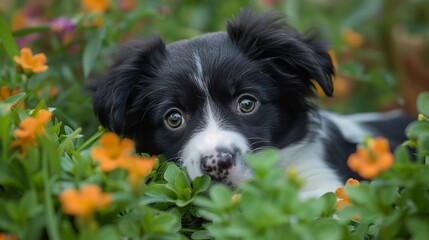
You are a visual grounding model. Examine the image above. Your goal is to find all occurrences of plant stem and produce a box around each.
[42,138,61,240]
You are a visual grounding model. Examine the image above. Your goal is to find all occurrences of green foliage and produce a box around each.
[192,94,429,239]
[0,14,19,61]
[1,0,429,239]
[0,87,428,239]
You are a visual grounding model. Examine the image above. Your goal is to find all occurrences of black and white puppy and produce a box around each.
[89,11,410,197]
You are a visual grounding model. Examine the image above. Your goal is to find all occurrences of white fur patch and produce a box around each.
[180,100,250,184]
[279,140,343,198]
[321,111,369,143]
[346,109,404,122]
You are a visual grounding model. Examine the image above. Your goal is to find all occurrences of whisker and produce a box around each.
[250,146,279,153]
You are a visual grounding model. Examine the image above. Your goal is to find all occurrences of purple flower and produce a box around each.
[50,17,75,34]
[50,17,75,45]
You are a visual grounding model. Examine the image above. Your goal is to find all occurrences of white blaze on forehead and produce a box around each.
[192,53,207,94]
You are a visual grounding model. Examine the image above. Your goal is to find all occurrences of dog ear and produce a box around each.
[87,36,166,133]
[226,10,334,96]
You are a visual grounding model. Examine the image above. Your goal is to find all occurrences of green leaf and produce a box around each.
[375,184,398,207]
[95,226,121,240]
[311,219,343,240]
[0,162,25,189]
[35,134,61,240]
[193,196,214,209]
[192,175,210,196]
[345,183,372,206]
[0,14,19,62]
[83,27,106,77]
[12,25,50,37]
[58,127,82,154]
[118,218,140,238]
[0,92,25,106]
[191,230,211,240]
[164,164,182,184]
[0,109,12,161]
[319,192,337,217]
[0,93,26,116]
[77,128,106,151]
[176,198,193,207]
[406,121,429,140]
[394,144,412,164]
[418,133,429,159]
[142,210,180,234]
[245,148,279,175]
[175,171,191,199]
[143,184,177,203]
[406,217,429,240]
[209,184,233,210]
[417,92,429,117]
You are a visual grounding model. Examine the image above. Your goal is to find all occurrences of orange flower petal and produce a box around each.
[335,199,349,209]
[345,178,360,186]
[120,138,135,152]
[14,48,48,74]
[14,118,38,139]
[36,110,52,125]
[347,137,393,179]
[359,165,380,179]
[328,50,338,67]
[376,153,394,170]
[81,0,109,12]
[33,53,47,63]
[60,185,111,217]
[335,187,347,199]
[347,153,361,171]
[343,28,364,48]
[100,132,120,149]
[99,158,119,171]
[0,86,11,100]
[20,48,32,59]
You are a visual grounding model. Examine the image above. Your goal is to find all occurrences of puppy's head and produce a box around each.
[90,11,334,185]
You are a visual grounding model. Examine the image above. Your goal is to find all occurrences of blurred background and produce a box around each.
[1,0,428,136]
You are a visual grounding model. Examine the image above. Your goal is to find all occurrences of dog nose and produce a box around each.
[200,148,236,180]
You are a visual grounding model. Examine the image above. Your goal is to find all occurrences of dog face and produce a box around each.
[90,11,334,186]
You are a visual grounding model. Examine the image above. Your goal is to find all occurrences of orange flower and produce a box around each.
[11,109,52,155]
[81,0,109,13]
[347,137,394,179]
[342,28,364,48]
[328,49,338,67]
[91,132,135,172]
[0,86,25,108]
[14,48,48,74]
[335,178,360,209]
[0,233,17,240]
[60,184,112,217]
[11,10,26,31]
[315,50,351,98]
[50,87,59,98]
[121,156,157,186]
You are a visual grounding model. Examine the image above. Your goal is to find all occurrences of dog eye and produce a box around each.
[165,110,183,129]
[238,96,257,113]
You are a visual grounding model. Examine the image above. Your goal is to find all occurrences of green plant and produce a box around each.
[1,1,429,239]
[194,93,429,240]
